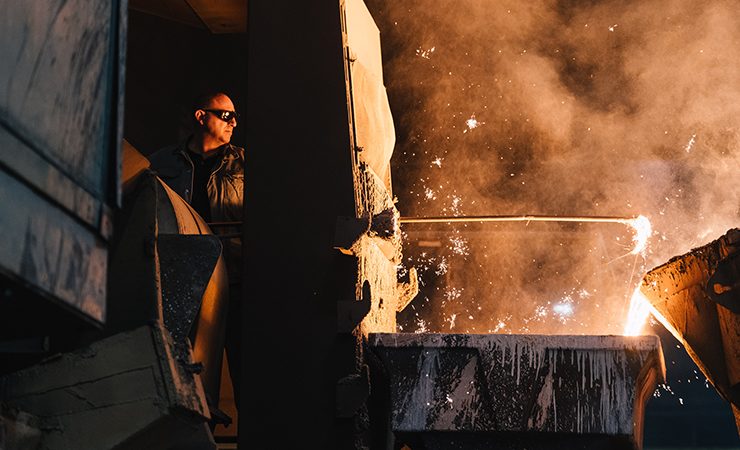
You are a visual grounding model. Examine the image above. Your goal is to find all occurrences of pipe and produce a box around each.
[399,215,638,225]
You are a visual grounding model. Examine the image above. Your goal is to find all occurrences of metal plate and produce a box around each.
[369,333,665,448]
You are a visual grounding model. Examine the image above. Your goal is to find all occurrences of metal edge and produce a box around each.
[0,127,103,236]
[0,265,104,329]
[368,333,663,351]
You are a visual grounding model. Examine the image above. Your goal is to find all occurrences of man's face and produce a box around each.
[197,94,237,148]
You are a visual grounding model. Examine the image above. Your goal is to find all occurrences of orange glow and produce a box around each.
[623,287,652,336]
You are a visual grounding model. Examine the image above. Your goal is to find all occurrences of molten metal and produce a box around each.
[623,287,653,336]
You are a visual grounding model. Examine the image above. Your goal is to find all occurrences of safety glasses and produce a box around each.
[203,109,239,122]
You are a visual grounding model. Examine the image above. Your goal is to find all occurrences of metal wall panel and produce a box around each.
[0,0,113,197]
[0,0,124,323]
[0,170,107,322]
[345,0,395,189]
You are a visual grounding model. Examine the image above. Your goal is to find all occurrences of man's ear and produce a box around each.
[194,109,206,125]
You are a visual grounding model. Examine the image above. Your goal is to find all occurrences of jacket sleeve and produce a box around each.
[147,145,192,202]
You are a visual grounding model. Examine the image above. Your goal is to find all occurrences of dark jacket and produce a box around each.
[149,141,244,281]
[148,142,244,218]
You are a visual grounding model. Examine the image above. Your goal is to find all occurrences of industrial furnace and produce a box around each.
[1,0,737,449]
[244,1,671,448]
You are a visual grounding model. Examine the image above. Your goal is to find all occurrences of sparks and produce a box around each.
[450,195,462,214]
[492,320,507,332]
[435,256,448,275]
[464,114,483,132]
[448,235,469,255]
[534,305,548,318]
[623,286,651,335]
[415,46,435,59]
[432,157,443,167]
[627,215,652,255]
[414,319,428,333]
[552,301,574,317]
[444,286,463,300]
[684,133,697,152]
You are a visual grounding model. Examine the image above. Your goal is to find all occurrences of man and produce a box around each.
[149,92,243,226]
[148,92,243,412]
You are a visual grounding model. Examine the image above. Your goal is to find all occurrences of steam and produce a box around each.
[367,0,740,334]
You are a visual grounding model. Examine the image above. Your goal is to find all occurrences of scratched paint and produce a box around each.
[0,0,113,196]
[0,170,106,322]
[370,333,664,438]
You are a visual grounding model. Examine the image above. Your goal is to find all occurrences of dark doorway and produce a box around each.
[123,5,247,444]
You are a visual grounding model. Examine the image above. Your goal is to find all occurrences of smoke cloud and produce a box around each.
[366,0,740,334]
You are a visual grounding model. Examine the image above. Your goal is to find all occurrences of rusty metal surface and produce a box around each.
[353,165,404,334]
[708,253,740,313]
[640,228,740,409]
[369,333,664,449]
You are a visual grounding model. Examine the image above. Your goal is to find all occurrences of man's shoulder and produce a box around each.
[226,143,244,155]
[224,144,245,162]
[148,143,187,168]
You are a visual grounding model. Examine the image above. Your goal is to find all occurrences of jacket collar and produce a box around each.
[175,137,237,162]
